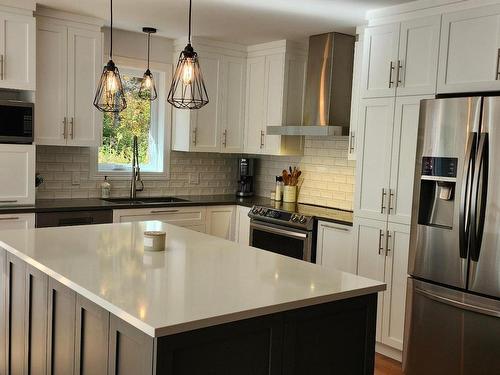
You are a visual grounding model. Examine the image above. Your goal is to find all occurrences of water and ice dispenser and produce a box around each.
[418,157,458,229]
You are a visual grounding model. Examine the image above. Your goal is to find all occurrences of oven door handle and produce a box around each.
[250,222,308,239]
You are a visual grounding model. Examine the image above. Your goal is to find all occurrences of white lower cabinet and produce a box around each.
[354,216,409,352]
[0,213,35,230]
[206,206,235,241]
[0,144,35,206]
[235,206,251,245]
[316,221,355,274]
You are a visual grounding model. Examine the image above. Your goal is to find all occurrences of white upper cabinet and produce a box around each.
[361,17,440,98]
[221,56,246,153]
[348,29,364,161]
[438,4,500,93]
[355,97,395,221]
[171,40,246,154]
[0,11,35,91]
[245,41,306,156]
[397,16,440,96]
[0,144,35,206]
[361,24,400,98]
[35,11,103,147]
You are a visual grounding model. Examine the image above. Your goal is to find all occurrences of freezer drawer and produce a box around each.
[403,278,500,375]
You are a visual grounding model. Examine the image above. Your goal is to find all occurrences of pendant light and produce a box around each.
[93,0,127,113]
[167,0,209,110]
[138,27,158,101]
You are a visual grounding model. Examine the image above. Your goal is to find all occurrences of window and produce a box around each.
[92,57,170,178]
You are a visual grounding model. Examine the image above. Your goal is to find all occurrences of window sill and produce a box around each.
[90,170,170,181]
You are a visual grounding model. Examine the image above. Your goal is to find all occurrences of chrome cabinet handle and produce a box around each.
[0,217,19,220]
[222,129,227,148]
[0,54,4,80]
[396,60,403,87]
[62,117,67,139]
[260,130,265,149]
[349,132,355,153]
[378,229,385,255]
[388,61,395,88]
[321,223,350,232]
[496,49,500,80]
[69,117,74,139]
[385,230,392,256]
[192,128,197,146]
[150,209,179,214]
[389,189,395,214]
[0,200,18,203]
[380,188,387,214]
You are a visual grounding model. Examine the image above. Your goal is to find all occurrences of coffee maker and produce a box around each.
[236,158,254,197]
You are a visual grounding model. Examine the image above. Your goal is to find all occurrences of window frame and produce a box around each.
[90,55,172,180]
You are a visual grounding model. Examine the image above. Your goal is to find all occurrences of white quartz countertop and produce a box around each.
[0,221,385,337]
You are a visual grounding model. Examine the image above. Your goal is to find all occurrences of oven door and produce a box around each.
[249,220,313,262]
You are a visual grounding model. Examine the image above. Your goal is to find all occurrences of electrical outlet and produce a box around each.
[72,172,80,185]
[189,172,200,185]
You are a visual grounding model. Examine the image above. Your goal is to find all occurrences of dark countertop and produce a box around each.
[0,195,353,226]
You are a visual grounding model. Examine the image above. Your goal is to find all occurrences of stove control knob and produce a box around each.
[299,216,307,224]
[259,208,266,215]
[251,207,259,214]
[291,214,299,222]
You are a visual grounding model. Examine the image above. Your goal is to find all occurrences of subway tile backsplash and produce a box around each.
[35,146,239,199]
[36,136,355,211]
[254,136,355,211]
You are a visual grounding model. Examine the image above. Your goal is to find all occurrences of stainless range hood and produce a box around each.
[267,32,355,137]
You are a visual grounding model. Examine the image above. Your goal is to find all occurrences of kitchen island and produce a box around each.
[0,221,384,374]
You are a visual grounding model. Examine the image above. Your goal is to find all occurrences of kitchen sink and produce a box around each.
[102,197,190,205]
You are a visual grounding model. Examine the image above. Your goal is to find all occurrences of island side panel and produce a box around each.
[0,248,5,375]
[154,294,377,375]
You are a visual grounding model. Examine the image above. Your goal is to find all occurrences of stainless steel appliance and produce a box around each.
[0,100,34,144]
[404,96,500,375]
[249,206,315,262]
[236,158,254,197]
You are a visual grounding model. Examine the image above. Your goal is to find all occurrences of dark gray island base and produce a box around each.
[153,294,377,375]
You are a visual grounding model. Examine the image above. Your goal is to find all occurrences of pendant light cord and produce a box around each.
[188,0,192,44]
[110,0,113,59]
[147,32,151,69]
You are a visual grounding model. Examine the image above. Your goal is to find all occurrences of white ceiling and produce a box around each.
[36,0,415,45]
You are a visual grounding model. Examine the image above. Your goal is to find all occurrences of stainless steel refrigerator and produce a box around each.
[404,96,500,375]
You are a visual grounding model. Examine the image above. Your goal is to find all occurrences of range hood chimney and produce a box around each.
[267,32,355,137]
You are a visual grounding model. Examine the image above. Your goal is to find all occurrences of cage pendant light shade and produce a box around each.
[168,45,209,110]
[94,60,127,113]
[139,69,158,100]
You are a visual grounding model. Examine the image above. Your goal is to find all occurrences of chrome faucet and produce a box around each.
[130,135,144,199]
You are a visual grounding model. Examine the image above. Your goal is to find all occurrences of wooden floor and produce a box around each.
[375,354,403,375]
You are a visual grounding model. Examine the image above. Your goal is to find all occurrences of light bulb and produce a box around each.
[105,71,119,94]
[143,75,152,89]
[182,59,194,85]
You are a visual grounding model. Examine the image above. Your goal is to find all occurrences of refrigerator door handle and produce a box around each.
[459,132,476,259]
[470,132,489,262]
[415,286,500,318]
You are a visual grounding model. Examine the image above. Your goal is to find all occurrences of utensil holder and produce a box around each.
[283,185,297,203]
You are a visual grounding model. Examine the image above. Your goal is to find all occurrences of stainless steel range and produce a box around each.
[248,206,315,262]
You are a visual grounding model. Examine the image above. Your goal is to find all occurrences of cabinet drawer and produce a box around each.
[36,210,113,228]
[113,206,207,228]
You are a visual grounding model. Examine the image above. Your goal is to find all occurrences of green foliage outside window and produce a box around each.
[99,74,151,168]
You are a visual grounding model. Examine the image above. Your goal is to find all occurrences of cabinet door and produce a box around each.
[348,31,363,161]
[438,4,500,93]
[26,265,48,375]
[389,96,431,225]
[0,144,35,206]
[47,278,76,375]
[264,53,285,154]
[206,205,235,240]
[0,13,35,90]
[0,213,35,230]
[35,20,68,146]
[74,295,109,375]
[354,217,387,342]
[235,206,251,245]
[67,27,102,147]
[316,221,355,274]
[191,52,221,152]
[355,98,394,221]
[244,56,266,154]
[397,16,440,96]
[221,56,245,153]
[108,315,153,375]
[360,24,400,98]
[6,254,27,375]
[382,222,409,350]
